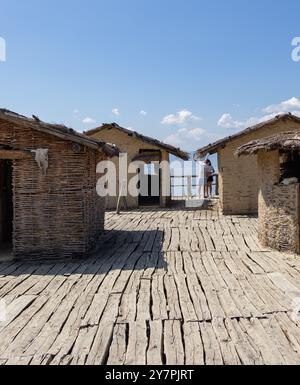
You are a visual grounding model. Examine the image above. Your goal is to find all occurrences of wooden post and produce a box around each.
[160,151,170,207]
[116,180,126,215]
[215,174,219,197]
[187,176,192,200]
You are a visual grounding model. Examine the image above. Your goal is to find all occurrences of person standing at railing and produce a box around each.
[204,159,215,198]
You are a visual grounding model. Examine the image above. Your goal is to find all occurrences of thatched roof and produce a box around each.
[0,109,119,157]
[196,114,300,158]
[85,123,190,161]
[236,131,300,157]
[132,151,161,162]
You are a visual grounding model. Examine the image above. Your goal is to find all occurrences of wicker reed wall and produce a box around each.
[0,118,106,260]
[258,150,300,254]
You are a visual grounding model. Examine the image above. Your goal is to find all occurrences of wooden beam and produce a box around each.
[0,150,32,160]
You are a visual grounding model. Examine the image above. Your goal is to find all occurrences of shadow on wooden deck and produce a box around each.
[1,209,300,365]
[0,229,168,274]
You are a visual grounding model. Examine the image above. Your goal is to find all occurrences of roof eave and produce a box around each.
[235,131,300,157]
[0,109,119,157]
[196,114,300,158]
[85,123,190,161]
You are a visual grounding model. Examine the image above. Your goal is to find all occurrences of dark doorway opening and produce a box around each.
[138,150,161,207]
[279,150,300,182]
[0,160,13,254]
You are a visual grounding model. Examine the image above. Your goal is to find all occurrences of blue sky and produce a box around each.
[1,0,300,151]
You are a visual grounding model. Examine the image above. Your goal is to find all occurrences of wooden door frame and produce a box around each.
[138,149,162,207]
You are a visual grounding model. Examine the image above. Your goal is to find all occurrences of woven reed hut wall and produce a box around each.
[0,111,117,260]
[237,132,300,254]
[196,114,300,215]
[257,150,300,254]
[85,124,189,209]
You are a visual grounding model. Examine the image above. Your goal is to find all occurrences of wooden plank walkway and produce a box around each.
[1,207,300,365]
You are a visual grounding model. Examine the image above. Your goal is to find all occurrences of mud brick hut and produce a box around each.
[236,131,300,254]
[196,114,300,215]
[0,109,118,260]
[85,123,189,209]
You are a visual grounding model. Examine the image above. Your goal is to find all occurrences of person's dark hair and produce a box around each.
[206,159,212,166]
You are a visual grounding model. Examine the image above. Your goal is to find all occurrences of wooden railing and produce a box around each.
[171,174,219,199]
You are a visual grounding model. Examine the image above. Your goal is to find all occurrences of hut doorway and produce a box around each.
[279,150,300,182]
[137,150,161,207]
[0,160,13,253]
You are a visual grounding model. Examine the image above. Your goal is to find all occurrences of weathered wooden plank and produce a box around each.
[1,208,300,366]
[147,321,163,365]
[136,279,151,321]
[0,295,37,332]
[151,275,168,321]
[183,322,204,365]
[107,323,127,365]
[164,320,185,365]
[260,316,300,365]
[212,318,240,365]
[125,321,148,365]
[85,322,114,365]
[5,356,32,365]
[224,318,263,365]
[199,321,223,365]
[164,275,182,320]
[174,274,198,321]
[239,318,286,365]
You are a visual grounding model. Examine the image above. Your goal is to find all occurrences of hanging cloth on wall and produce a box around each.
[31,149,49,175]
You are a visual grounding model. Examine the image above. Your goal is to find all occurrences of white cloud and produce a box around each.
[217,113,245,129]
[217,112,280,130]
[140,110,147,116]
[263,97,300,114]
[218,97,300,131]
[72,109,80,121]
[164,127,215,150]
[291,110,300,117]
[112,108,120,116]
[82,117,96,124]
[161,109,201,125]
[245,113,279,126]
